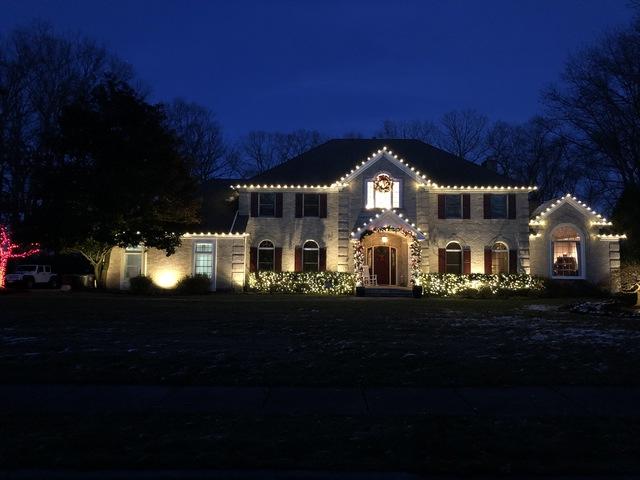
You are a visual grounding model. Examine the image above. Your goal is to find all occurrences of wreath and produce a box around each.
[373,174,393,193]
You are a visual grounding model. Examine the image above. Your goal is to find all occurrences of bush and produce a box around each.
[419,273,545,298]
[249,272,356,295]
[176,274,211,295]
[129,275,155,294]
[542,279,607,298]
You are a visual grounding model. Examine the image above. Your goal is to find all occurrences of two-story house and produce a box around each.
[106,139,623,292]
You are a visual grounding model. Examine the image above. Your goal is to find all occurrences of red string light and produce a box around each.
[0,225,40,288]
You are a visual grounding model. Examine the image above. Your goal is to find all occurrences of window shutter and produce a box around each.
[249,247,257,272]
[483,194,492,219]
[274,247,282,272]
[319,247,327,271]
[509,249,518,274]
[508,194,516,219]
[319,194,328,218]
[438,248,446,273]
[295,246,303,272]
[462,194,471,219]
[295,193,303,218]
[463,247,471,274]
[437,195,445,219]
[275,193,283,218]
[250,193,258,217]
[484,247,492,274]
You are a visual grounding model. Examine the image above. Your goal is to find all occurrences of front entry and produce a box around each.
[371,246,397,285]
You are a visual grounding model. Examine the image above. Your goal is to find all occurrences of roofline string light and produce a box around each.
[350,209,423,237]
[183,232,250,238]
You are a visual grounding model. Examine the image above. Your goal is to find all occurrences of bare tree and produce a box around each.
[165,99,229,184]
[544,19,640,192]
[439,109,488,162]
[376,119,439,143]
[238,129,326,176]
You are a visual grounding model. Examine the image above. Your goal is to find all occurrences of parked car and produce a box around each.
[5,265,59,289]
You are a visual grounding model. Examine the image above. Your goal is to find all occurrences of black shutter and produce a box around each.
[508,194,517,219]
[319,247,327,271]
[249,247,257,272]
[483,194,492,219]
[462,194,471,219]
[437,195,445,219]
[509,249,518,274]
[295,193,303,218]
[319,194,327,218]
[275,193,283,217]
[484,247,492,274]
[274,247,282,272]
[463,247,471,274]
[295,247,303,272]
[438,248,446,273]
[250,193,258,217]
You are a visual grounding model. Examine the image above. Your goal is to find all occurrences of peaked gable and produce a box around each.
[351,209,426,240]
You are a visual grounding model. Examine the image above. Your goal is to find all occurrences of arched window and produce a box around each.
[491,242,509,274]
[551,225,582,277]
[302,240,319,272]
[445,242,463,274]
[257,240,275,271]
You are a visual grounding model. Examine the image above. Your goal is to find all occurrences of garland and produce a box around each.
[353,226,422,286]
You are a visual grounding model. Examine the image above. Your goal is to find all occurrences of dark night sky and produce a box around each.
[2,0,633,139]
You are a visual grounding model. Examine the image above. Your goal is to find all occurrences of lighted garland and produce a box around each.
[353,226,422,285]
[249,271,356,295]
[418,273,544,297]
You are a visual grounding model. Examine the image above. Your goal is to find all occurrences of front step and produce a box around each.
[362,287,414,298]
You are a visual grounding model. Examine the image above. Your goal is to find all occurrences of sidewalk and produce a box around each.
[2,384,640,416]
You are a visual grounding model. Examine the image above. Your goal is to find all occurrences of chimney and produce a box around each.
[482,156,498,172]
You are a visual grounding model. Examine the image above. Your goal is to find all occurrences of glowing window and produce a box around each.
[552,226,582,277]
[194,243,214,278]
[491,242,509,274]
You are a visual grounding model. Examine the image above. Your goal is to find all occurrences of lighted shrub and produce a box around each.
[176,274,211,295]
[418,273,545,298]
[249,272,356,295]
[128,275,155,294]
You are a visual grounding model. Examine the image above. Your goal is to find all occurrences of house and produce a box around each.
[105,139,624,292]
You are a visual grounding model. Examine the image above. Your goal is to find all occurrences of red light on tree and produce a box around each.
[0,226,40,288]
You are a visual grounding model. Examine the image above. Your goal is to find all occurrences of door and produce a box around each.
[373,246,397,285]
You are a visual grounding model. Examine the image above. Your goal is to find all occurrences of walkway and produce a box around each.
[2,384,640,416]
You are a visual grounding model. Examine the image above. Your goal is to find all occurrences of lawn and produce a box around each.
[3,291,640,475]
[1,291,639,387]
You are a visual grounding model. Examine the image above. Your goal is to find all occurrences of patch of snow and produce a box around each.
[525,304,556,312]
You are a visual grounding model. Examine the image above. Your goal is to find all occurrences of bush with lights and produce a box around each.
[249,271,356,295]
[418,273,545,297]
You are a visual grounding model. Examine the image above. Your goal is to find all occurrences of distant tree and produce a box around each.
[376,119,440,143]
[484,117,580,203]
[0,21,134,234]
[544,18,640,194]
[439,109,488,162]
[165,99,231,184]
[28,79,199,286]
[238,129,326,176]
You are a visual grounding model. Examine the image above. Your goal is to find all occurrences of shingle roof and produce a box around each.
[250,139,519,186]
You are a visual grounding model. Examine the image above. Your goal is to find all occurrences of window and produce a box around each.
[552,226,582,277]
[258,193,276,216]
[302,240,319,272]
[303,194,320,217]
[445,242,462,274]
[257,240,275,271]
[366,173,401,209]
[194,243,214,278]
[124,246,143,279]
[491,242,509,274]
[444,195,462,219]
[490,195,508,219]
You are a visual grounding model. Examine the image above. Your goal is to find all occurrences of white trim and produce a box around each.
[341,149,428,185]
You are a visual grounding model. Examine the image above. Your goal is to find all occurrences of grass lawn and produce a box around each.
[1,291,639,387]
[2,291,640,474]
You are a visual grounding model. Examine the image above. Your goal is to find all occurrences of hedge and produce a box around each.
[248,271,356,295]
[418,273,545,297]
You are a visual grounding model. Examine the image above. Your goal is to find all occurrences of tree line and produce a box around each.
[1,15,639,284]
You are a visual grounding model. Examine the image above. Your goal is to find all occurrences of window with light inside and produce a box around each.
[491,242,509,274]
[366,173,400,209]
[194,243,214,278]
[552,226,581,277]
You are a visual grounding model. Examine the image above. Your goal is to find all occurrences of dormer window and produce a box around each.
[366,173,401,209]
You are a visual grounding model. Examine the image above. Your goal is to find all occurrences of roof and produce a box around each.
[250,139,518,186]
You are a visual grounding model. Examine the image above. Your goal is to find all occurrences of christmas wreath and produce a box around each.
[373,173,393,193]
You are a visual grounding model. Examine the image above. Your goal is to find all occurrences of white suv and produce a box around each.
[5,265,59,289]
